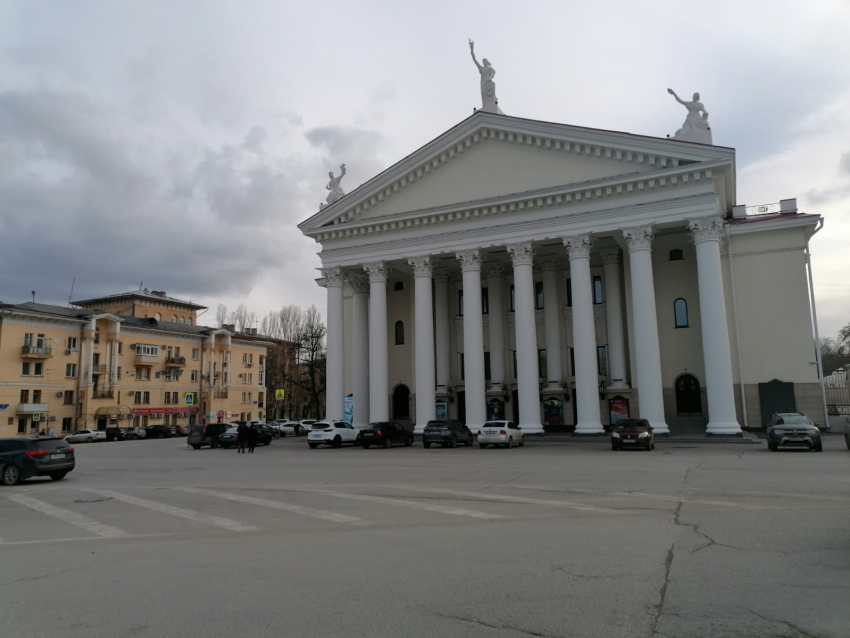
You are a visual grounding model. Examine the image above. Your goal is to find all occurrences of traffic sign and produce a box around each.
[275,389,285,401]
[33,413,41,422]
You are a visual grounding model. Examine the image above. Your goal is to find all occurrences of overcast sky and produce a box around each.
[1,0,849,337]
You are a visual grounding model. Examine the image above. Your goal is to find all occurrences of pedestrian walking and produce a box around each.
[248,424,258,454]
[237,423,248,453]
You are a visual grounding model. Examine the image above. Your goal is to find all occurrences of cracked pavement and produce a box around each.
[1,435,848,638]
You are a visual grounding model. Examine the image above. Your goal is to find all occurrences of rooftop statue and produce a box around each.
[469,40,504,115]
[668,88,712,144]
[320,164,346,209]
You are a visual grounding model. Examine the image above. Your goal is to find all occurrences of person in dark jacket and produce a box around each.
[247,424,258,453]
[237,423,248,453]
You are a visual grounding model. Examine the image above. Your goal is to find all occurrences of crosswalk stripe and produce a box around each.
[308,489,510,520]
[388,485,622,514]
[86,490,258,532]
[5,493,129,538]
[176,487,370,526]
[511,486,769,510]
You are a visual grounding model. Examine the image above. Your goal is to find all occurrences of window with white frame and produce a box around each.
[65,364,77,378]
[191,370,199,382]
[66,337,78,351]
[192,348,200,360]
[135,367,150,380]
[62,417,73,432]
[136,344,159,356]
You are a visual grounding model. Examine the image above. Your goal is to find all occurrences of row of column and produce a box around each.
[323,215,740,436]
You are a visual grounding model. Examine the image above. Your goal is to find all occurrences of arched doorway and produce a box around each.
[675,374,703,416]
[392,385,410,421]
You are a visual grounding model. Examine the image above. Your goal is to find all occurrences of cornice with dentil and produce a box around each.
[622,225,654,252]
[563,234,592,260]
[506,242,534,266]
[408,255,433,277]
[688,215,725,244]
[456,249,482,272]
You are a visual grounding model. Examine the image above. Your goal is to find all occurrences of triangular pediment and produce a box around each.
[299,112,735,233]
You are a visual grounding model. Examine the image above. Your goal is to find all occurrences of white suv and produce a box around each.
[307,421,359,448]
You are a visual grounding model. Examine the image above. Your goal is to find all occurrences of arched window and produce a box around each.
[154,313,161,321]
[674,298,689,328]
[172,315,178,323]
[669,249,684,261]
[394,320,404,345]
[393,281,404,292]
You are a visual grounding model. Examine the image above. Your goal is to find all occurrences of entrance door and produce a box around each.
[96,416,107,431]
[457,391,466,425]
[392,385,410,420]
[675,374,703,416]
[758,379,796,427]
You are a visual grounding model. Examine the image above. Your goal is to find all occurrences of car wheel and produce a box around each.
[86,437,93,443]
[424,441,431,449]
[332,436,342,449]
[404,437,412,447]
[192,445,201,450]
[611,442,618,451]
[221,444,231,449]
[479,443,486,449]
[49,472,67,481]
[506,437,513,449]
[362,443,371,449]
[383,438,391,449]
[768,440,776,451]
[450,436,457,449]
[308,443,319,449]
[519,436,525,448]
[814,441,823,452]
[1,465,20,487]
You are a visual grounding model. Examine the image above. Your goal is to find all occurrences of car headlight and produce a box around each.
[807,429,819,436]
[638,432,649,438]
[772,429,784,437]
[612,432,620,438]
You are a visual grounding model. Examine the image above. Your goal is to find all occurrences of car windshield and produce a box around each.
[34,439,70,450]
[425,421,447,428]
[775,416,811,425]
[615,421,646,429]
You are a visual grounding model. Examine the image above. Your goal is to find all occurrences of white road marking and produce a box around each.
[388,485,623,514]
[176,487,370,526]
[0,533,180,547]
[86,490,259,533]
[5,493,129,538]
[510,485,756,509]
[308,489,510,520]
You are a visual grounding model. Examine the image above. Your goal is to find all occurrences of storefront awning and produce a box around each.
[94,405,133,416]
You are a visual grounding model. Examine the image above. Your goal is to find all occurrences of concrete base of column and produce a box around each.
[573,425,606,436]
[543,383,562,392]
[706,422,743,436]
[519,423,545,435]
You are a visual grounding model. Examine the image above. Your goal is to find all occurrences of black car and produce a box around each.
[766,413,822,451]
[0,437,76,486]
[422,420,474,448]
[145,425,175,439]
[105,427,127,442]
[219,425,273,449]
[187,424,228,449]
[357,422,413,448]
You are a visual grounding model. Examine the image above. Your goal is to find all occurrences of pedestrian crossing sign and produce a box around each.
[275,389,285,401]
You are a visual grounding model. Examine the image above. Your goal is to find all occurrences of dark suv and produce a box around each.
[766,413,822,452]
[145,425,175,439]
[422,420,474,448]
[357,422,414,448]
[0,437,76,486]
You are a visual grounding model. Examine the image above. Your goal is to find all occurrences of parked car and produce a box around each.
[124,426,147,440]
[610,419,655,451]
[308,421,359,448]
[64,429,106,444]
[845,423,850,450]
[0,437,76,486]
[357,422,413,448]
[422,420,474,448]
[105,427,127,442]
[174,425,190,437]
[187,423,228,449]
[219,425,273,449]
[145,425,174,439]
[296,420,317,436]
[477,420,524,448]
[766,413,822,452]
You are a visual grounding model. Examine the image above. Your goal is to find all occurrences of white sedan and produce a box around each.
[64,429,107,443]
[307,421,359,448]
[477,421,524,449]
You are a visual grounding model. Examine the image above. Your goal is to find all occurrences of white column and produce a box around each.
[434,268,451,392]
[456,250,486,430]
[563,236,604,434]
[689,216,742,435]
[623,226,669,433]
[109,324,120,387]
[507,242,545,435]
[82,319,95,387]
[364,262,389,423]
[539,255,563,391]
[322,267,345,420]
[350,275,370,429]
[599,248,628,389]
[409,256,436,433]
[484,263,505,389]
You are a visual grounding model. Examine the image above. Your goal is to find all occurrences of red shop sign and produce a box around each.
[132,407,199,415]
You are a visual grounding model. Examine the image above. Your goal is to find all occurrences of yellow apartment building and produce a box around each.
[0,290,270,437]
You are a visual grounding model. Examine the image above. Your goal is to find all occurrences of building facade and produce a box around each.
[299,112,823,435]
[0,290,269,437]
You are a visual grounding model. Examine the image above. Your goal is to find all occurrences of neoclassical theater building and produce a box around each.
[299,108,823,436]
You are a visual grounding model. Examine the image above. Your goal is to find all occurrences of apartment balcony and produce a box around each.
[21,345,52,359]
[214,391,229,399]
[165,356,186,367]
[92,390,115,400]
[16,403,49,414]
[92,364,108,375]
[134,354,159,366]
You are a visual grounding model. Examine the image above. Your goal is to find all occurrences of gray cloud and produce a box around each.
[840,152,850,175]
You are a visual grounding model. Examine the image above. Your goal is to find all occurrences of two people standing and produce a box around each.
[237,423,258,454]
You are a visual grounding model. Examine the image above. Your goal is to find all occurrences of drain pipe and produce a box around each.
[725,225,748,429]
[805,218,830,429]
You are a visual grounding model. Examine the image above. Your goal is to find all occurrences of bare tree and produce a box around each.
[215,304,229,328]
[232,303,256,333]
